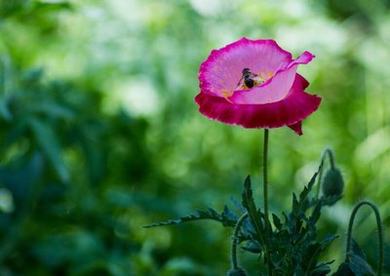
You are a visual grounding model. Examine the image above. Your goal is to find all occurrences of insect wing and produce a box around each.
[252,74,264,86]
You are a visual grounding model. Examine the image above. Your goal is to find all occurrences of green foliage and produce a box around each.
[242,170,339,275]
[148,154,347,275]
[143,206,237,228]
[0,0,389,275]
[227,267,247,276]
[241,176,266,248]
[334,240,375,276]
[0,64,154,275]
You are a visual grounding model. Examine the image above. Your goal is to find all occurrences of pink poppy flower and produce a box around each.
[195,37,321,135]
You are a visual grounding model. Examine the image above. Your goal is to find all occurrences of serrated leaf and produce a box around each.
[272,213,282,230]
[304,236,338,274]
[334,245,375,276]
[311,262,332,275]
[350,239,367,260]
[309,202,322,225]
[242,240,262,254]
[299,186,310,203]
[241,176,253,211]
[320,235,339,248]
[348,254,375,276]
[241,176,265,245]
[307,171,319,192]
[299,171,318,203]
[292,193,299,214]
[143,207,237,228]
[222,205,238,223]
[335,240,375,276]
[296,172,319,213]
[271,163,338,276]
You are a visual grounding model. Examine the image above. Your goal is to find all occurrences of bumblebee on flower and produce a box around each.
[195,37,321,135]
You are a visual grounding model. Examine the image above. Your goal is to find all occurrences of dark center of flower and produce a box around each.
[236,68,269,90]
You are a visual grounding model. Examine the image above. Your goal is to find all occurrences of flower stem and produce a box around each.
[231,212,248,270]
[263,129,269,222]
[262,129,272,275]
[346,200,383,275]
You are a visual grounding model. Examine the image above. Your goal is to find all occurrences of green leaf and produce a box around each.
[300,171,318,203]
[320,235,339,248]
[292,193,299,214]
[272,213,282,230]
[143,207,237,228]
[307,170,319,190]
[309,202,322,225]
[241,176,265,245]
[227,268,247,276]
[333,240,375,276]
[222,205,238,223]
[269,165,339,275]
[333,262,354,276]
[311,262,332,275]
[242,240,262,254]
[348,254,375,276]
[29,118,69,182]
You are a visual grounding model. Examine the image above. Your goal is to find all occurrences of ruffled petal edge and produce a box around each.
[195,74,321,134]
[198,37,293,96]
[229,51,315,105]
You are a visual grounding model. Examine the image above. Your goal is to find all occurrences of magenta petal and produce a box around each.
[195,74,321,133]
[229,51,315,105]
[287,51,315,69]
[199,37,293,97]
[288,121,303,135]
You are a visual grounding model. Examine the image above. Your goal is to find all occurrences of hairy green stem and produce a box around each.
[262,129,272,276]
[231,212,248,270]
[346,200,383,275]
[324,148,335,169]
[263,129,269,223]
[315,148,335,198]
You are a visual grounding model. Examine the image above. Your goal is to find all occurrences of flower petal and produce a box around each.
[194,74,321,131]
[229,51,315,104]
[199,37,292,97]
[288,121,303,135]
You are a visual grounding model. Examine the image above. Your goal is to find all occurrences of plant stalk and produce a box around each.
[346,200,383,276]
[231,212,248,270]
[263,129,269,222]
[262,129,272,275]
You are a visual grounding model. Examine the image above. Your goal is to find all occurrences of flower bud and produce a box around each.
[322,167,344,197]
[227,267,247,276]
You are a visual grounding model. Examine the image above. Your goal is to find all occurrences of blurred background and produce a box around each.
[0,0,389,275]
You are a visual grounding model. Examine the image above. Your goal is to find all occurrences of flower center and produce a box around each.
[236,68,274,91]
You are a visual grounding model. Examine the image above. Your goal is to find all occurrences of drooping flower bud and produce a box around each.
[227,268,247,276]
[322,167,344,197]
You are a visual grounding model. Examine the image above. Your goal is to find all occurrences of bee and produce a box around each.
[237,68,262,89]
